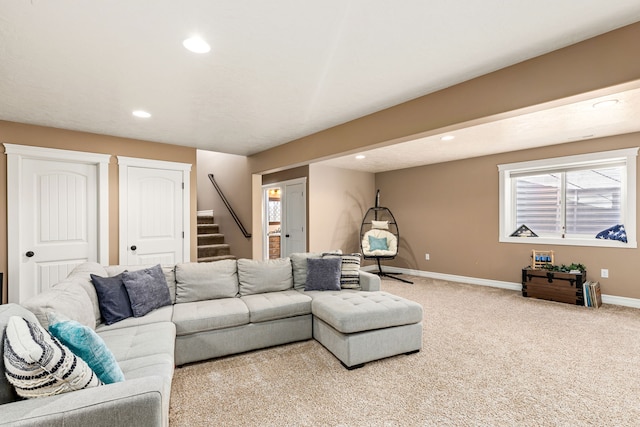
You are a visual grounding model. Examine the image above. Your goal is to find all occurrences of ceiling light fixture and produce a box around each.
[592,99,619,109]
[355,155,366,160]
[183,36,211,54]
[441,135,455,141]
[132,110,151,118]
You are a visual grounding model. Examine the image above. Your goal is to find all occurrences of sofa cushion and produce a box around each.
[3,316,102,398]
[240,290,312,323]
[48,312,125,384]
[95,305,173,333]
[172,298,249,335]
[122,265,172,317]
[106,265,177,304]
[22,281,96,330]
[90,272,133,325]
[305,257,342,291]
[175,259,238,303]
[290,252,323,291]
[237,258,293,296]
[311,291,423,334]
[98,321,176,364]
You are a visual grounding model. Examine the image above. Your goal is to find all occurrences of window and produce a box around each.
[498,148,638,248]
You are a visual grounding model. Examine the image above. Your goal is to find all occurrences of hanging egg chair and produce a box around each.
[359,190,413,284]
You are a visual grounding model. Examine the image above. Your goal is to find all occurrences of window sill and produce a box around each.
[499,236,637,249]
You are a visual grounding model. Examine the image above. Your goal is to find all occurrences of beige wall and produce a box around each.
[196,150,252,259]
[0,121,198,302]
[376,133,640,299]
[308,164,375,253]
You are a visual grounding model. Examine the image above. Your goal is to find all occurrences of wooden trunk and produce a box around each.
[521,268,586,306]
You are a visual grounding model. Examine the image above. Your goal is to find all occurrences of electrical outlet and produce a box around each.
[425,253,430,261]
[601,269,609,278]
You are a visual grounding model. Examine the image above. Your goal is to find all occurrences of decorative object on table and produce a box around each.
[595,224,627,243]
[511,224,538,237]
[530,250,554,269]
[359,190,413,284]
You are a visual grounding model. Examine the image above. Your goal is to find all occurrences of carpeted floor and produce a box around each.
[169,276,640,426]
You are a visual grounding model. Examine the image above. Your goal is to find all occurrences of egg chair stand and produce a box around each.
[360,190,413,284]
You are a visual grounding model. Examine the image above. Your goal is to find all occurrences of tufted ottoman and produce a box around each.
[311,291,423,369]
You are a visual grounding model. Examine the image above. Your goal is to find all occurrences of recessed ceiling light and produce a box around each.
[183,36,211,54]
[592,99,619,109]
[441,135,455,141]
[355,155,366,160]
[132,110,151,118]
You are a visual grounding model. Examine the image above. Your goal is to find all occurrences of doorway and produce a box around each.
[262,178,307,259]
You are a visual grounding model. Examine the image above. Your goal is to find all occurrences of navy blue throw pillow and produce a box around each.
[91,272,133,325]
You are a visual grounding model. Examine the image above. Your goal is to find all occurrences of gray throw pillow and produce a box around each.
[90,272,133,325]
[121,264,172,317]
[304,257,342,291]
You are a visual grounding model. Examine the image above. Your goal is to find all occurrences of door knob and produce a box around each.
[285,234,290,238]
[25,251,35,258]
[130,245,137,251]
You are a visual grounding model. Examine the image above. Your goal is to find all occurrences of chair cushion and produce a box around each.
[362,229,398,256]
[240,290,311,323]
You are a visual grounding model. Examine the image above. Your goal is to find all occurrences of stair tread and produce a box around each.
[198,243,230,248]
[198,255,236,262]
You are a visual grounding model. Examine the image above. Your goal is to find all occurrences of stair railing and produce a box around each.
[208,174,252,238]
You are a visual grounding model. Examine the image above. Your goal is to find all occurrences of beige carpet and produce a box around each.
[169,276,640,426]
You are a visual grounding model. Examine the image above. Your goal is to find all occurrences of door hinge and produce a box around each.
[182,182,184,189]
[182,231,184,238]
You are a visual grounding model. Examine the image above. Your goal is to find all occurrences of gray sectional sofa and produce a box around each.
[1,254,423,427]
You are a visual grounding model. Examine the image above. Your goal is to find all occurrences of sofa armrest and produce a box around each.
[358,270,381,291]
[0,376,165,427]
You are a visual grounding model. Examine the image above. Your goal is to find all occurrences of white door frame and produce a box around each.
[262,177,307,259]
[117,156,191,264]
[4,143,110,301]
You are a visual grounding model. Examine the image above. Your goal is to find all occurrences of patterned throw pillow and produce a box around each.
[48,312,125,384]
[323,253,362,289]
[3,316,102,398]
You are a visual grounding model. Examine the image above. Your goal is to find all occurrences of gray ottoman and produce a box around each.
[311,291,423,369]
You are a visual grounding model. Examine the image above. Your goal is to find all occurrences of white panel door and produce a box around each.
[20,159,97,300]
[283,181,306,256]
[123,166,184,265]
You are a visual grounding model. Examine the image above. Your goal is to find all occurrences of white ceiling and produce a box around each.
[1,1,640,171]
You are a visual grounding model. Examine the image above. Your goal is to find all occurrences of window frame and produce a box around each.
[498,147,638,248]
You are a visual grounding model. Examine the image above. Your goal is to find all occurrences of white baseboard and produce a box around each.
[367,265,640,309]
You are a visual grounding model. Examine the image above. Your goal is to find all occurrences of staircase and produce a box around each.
[197,213,235,262]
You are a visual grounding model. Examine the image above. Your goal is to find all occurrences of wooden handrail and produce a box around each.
[208,174,251,238]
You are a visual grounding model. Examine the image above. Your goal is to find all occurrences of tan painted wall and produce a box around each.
[196,150,252,259]
[248,22,640,174]
[308,164,375,254]
[0,121,198,302]
[376,133,640,299]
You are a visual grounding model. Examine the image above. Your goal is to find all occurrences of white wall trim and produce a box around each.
[367,265,640,309]
[117,156,191,264]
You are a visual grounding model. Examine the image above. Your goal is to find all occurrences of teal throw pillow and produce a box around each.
[47,312,125,384]
[368,235,389,251]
